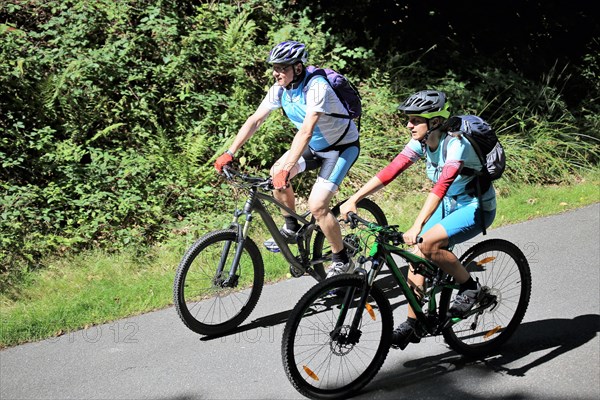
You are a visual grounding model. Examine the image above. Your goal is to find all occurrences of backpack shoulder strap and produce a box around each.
[304,66,352,120]
[315,120,352,152]
[449,122,488,235]
[443,132,484,177]
[304,66,325,85]
[442,132,450,162]
[462,132,486,166]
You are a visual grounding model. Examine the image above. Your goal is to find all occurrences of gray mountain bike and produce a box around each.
[173,166,387,336]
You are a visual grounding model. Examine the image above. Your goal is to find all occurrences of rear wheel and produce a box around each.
[440,239,531,357]
[173,229,264,336]
[282,275,393,399]
[312,198,387,277]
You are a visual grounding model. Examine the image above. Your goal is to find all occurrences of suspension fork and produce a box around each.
[332,259,380,343]
[218,191,257,285]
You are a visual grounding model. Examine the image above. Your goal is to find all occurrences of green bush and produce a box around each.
[1,0,598,289]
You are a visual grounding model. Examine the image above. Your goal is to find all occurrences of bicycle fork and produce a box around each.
[215,204,254,288]
[331,259,380,346]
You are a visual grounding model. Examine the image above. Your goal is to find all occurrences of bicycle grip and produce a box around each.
[346,211,358,228]
[397,235,423,245]
[398,233,423,245]
[222,165,233,178]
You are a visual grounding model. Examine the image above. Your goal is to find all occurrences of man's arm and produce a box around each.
[228,105,272,154]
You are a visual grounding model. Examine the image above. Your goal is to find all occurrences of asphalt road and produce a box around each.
[1,204,599,400]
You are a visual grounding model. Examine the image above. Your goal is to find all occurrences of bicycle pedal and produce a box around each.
[327,288,346,297]
[263,241,281,253]
[391,333,421,350]
[289,264,305,278]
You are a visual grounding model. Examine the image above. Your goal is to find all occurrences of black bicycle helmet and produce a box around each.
[398,90,450,119]
[267,41,308,65]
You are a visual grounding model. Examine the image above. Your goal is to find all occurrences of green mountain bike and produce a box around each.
[281,212,531,399]
[173,167,387,336]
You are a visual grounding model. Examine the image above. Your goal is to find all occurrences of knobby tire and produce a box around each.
[173,229,264,336]
[282,275,393,399]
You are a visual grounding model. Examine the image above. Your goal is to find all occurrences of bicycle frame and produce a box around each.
[227,182,323,280]
[340,225,460,340]
[281,217,530,398]
[379,244,454,334]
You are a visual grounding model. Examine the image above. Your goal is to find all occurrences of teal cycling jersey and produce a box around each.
[406,134,497,211]
[259,74,359,151]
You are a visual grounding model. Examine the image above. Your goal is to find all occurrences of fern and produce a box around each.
[221,11,257,54]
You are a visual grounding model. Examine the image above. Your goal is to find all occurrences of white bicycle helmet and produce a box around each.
[267,41,308,65]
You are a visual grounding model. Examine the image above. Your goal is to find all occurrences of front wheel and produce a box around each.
[312,198,388,278]
[440,239,531,357]
[282,275,393,399]
[173,229,264,336]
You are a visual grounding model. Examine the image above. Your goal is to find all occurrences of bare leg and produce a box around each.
[273,186,296,215]
[406,224,470,319]
[270,156,301,216]
[308,184,343,253]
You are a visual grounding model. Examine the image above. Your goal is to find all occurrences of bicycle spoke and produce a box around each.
[174,230,264,335]
[442,239,531,356]
[282,276,392,398]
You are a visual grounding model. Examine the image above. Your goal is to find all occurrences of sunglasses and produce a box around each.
[272,64,293,73]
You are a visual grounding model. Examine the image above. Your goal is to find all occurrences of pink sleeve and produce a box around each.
[431,160,463,198]
[376,146,420,185]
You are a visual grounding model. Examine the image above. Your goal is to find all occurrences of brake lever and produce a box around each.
[346,212,358,229]
[261,178,274,191]
[222,165,235,180]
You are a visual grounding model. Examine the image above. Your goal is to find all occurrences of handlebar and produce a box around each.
[222,165,274,190]
[346,211,423,245]
[346,211,377,229]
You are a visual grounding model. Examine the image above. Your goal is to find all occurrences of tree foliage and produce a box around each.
[0,0,598,283]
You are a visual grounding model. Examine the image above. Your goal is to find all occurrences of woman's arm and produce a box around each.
[339,148,417,217]
[403,160,463,244]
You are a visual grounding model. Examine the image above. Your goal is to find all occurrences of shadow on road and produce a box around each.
[485,314,600,376]
[200,267,411,342]
[358,314,600,398]
[173,315,599,400]
[199,309,291,341]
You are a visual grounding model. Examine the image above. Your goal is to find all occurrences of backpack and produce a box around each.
[278,65,362,133]
[305,66,362,121]
[441,115,506,235]
[442,115,506,183]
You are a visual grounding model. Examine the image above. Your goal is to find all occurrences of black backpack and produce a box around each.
[441,115,505,234]
[442,115,505,183]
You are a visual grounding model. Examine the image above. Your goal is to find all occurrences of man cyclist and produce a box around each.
[214,41,359,277]
[339,90,497,349]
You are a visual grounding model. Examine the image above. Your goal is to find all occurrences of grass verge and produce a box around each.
[1,169,598,348]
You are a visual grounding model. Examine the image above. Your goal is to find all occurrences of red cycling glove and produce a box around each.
[214,152,233,173]
[273,170,290,189]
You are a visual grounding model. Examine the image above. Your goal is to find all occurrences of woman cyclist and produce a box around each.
[339,90,497,349]
[214,41,359,277]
